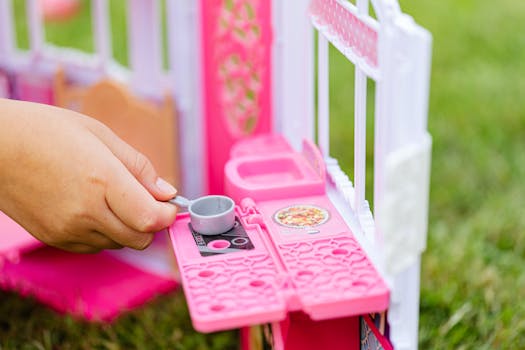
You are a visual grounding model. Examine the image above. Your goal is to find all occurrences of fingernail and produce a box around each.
[156,177,177,196]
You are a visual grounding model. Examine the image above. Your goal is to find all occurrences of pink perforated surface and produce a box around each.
[200,0,273,193]
[278,236,389,320]
[310,0,378,68]
[179,253,287,331]
[170,212,288,332]
[169,136,389,332]
[170,206,389,332]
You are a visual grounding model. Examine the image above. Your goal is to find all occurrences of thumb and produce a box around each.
[123,151,177,201]
[87,119,177,201]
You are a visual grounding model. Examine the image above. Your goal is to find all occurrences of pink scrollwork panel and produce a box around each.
[200,0,273,194]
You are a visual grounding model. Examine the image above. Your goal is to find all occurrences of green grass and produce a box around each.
[399,0,525,348]
[3,0,525,348]
[0,290,237,350]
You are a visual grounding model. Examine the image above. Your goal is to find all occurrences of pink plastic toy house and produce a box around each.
[0,1,432,349]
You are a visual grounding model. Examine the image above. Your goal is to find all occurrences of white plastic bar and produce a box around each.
[373,78,386,229]
[353,0,369,215]
[165,0,206,198]
[127,0,162,95]
[354,71,367,214]
[371,7,432,350]
[273,0,314,150]
[389,258,421,350]
[357,0,370,14]
[92,0,112,68]
[26,0,44,56]
[166,0,192,110]
[271,0,283,135]
[317,32,330,157]
[370,0,401,22]
[0,0,15,60]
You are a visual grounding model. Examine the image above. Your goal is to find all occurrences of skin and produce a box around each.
[0,98,178,253]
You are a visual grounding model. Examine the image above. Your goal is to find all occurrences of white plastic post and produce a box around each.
[388,257,421,350]
[127,0,162,95]
[354,0,369,216]
[0,0,15,61]
[26,0,44,57]
[373,7,432,350]
[166,0,192,111]
[317,32,330,158]
[272,0,314,150]
[165,0,206,198]
[92,0,112,69]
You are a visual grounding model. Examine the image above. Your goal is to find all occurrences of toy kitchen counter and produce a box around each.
[169,135,389,333]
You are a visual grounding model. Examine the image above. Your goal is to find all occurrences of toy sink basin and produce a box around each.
[225,154,325,202]
[236,156,309,183]
[229,133,293,158]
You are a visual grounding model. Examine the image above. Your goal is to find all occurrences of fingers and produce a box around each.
[73,115,176,244]
[90,207,157,250]
[85,119,177,201]
[104,162,178,234]
[93,228,153,251]
[61,243,103,254]
[56,232,122,254]
[59,226,153,253]
[108,229,154,251]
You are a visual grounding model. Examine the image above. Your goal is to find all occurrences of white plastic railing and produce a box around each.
[317,31,330,157]
[310,1,433,349]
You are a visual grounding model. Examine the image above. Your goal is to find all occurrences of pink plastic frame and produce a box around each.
[200,0,274,194]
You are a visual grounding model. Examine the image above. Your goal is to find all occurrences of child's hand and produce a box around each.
[0,99,178,253]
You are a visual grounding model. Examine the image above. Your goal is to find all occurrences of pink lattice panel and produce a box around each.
[310,0,378,68]
[200,0,273,193]
[277,235,389,320]
[178,254,287,332]
[170,208,389,332]
[170,211,289,332]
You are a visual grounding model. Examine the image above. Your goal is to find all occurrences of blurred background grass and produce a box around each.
[2,0,525,348]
